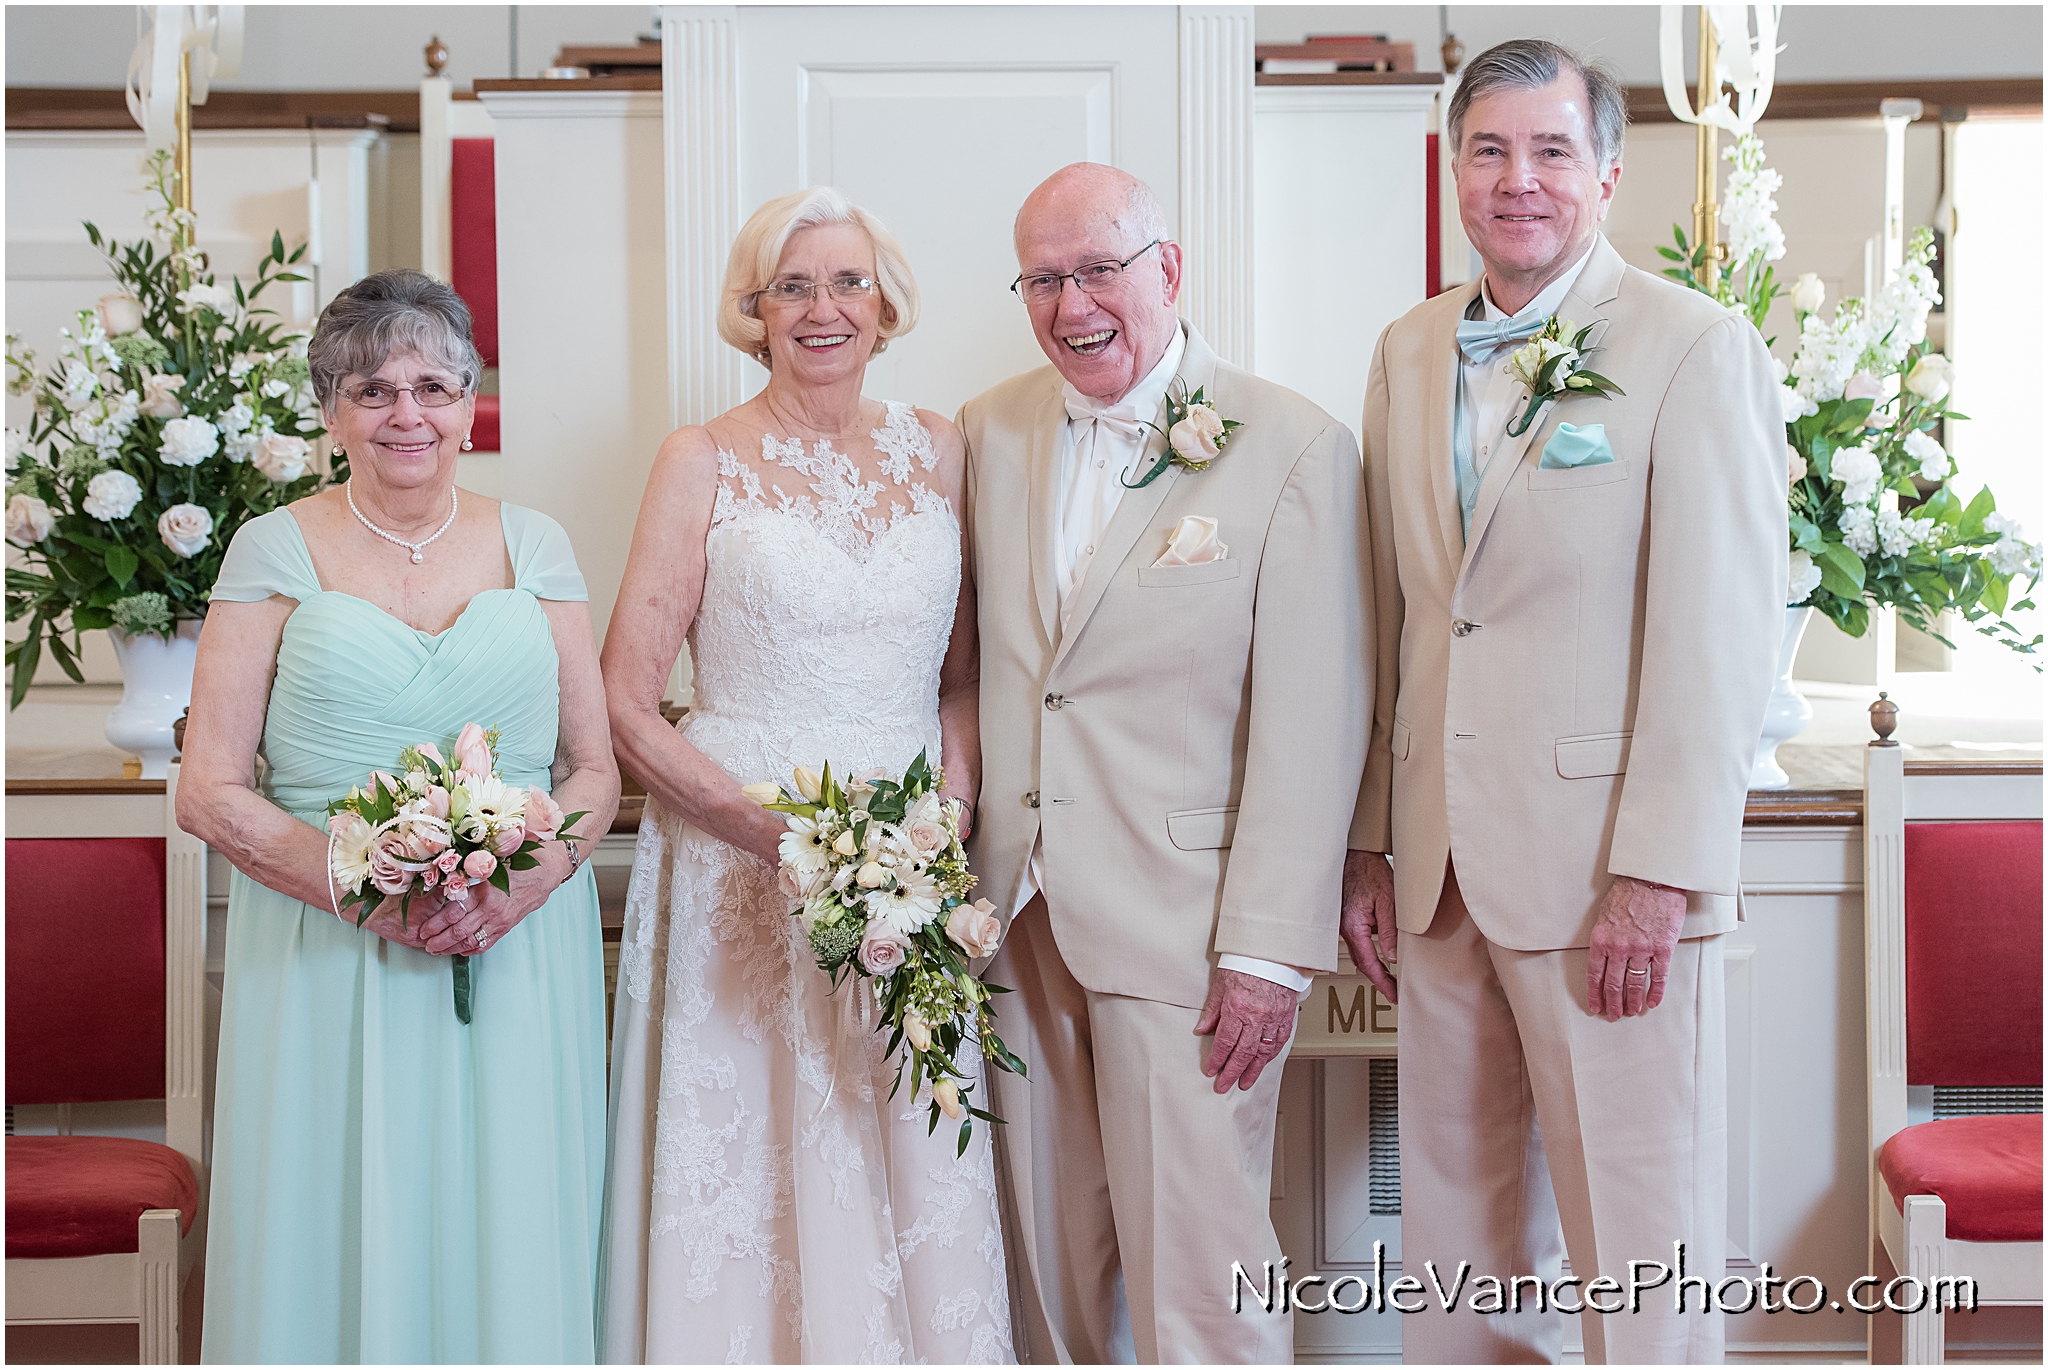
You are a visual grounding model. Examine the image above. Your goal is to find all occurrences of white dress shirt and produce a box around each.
[1016,324,1311,994]
[1454,240,1598,538]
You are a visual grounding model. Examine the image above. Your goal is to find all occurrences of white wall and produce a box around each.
[1254,5,2043,81]
[3,5,654,89]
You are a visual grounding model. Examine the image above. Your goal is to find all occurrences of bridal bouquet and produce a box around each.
[744,750,1026,1153]
[326,722,587,1024]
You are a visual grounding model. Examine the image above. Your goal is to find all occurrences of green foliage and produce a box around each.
[5,149,331,708]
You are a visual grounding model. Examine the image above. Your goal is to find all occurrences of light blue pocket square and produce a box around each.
[1539,422,1615,469]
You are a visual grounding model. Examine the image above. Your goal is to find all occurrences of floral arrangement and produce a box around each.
[745,750,1026,1153]
[326,722,587,1024]
[1667,133,2042,656]
[1503,318,1624,436]
[1124,383,1240,490]
[5,150,330,708]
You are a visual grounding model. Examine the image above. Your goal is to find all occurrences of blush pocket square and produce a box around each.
[1539,423,1614,469]
[1154,515,1228,567]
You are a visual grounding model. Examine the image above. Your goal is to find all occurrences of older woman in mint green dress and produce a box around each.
[178,269,618,1363]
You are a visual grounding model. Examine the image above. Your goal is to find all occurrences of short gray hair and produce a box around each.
[307,269,484,407]
[1447,39,1628,172]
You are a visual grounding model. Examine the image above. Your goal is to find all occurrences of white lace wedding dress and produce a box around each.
[600,402,1013,1365]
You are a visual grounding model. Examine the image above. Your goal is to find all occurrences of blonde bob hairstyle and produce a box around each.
[716,186,921,369]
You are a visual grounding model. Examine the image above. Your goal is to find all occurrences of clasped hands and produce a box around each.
[353,843,572,957]
[1338,850,1686,1021]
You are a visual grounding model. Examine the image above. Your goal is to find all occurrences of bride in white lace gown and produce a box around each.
[597,190,1010,1364]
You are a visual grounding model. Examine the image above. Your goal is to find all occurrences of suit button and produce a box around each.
[1044,692,1066,711]
[1452,619,1481,637]
[1025,790,1041,808]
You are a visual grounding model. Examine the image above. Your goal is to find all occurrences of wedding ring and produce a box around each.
[1259,1035,1276,1045]
[476,928,490,949]
[1625,966,1649,977]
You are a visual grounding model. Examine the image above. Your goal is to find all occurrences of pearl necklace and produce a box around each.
[346,480,458,564]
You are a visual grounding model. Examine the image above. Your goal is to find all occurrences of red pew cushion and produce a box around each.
[1905,821,2043,1086]
[1879,1114,2043,1242]
[450,136,498,367]
[471,392,501,453]
[6,1136,197,1258]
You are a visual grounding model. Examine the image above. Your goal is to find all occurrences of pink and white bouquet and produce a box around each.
[325,722,587,1023]
[745,749,1026,1153]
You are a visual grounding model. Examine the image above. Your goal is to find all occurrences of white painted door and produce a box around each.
[664,4,1251,425]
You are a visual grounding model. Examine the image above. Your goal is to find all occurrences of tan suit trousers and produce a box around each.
[988,902,1295,1364]
[1398,866,1727,1365]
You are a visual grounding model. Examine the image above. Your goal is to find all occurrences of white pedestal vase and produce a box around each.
[1751,606,1816,790]
[105,619,203,779]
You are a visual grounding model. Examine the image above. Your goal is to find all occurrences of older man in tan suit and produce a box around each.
[1341,41,1785,1365]
[960,163,1369,1363]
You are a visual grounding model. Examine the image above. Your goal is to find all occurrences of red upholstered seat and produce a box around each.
[5,1136,197,1259]
[1879,1114,2044,1243]
[471,392,501,453]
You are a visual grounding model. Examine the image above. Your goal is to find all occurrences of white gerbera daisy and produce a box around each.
[779,812,833,875]
[460,774,527,840]
[867,866,943,935]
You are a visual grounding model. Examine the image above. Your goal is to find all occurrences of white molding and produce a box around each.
[476,90,663,122]
[662,5,745,429]
[1254,83,1442,116]
[1176,6,1253,367]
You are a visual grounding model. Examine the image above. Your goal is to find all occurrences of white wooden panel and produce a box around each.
[1253,84,1435,441]
[1902,772,2043,820]
[5,792,166,838]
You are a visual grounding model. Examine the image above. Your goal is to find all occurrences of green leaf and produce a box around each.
[1960,486,1997,538]
[1656,246,1685,262]
[1788,514,1825,554]
[9,617,43,710]
[70,606,113,631]
[1816,540,1867,596]
[45,631,84,684]
[104,545,139,587]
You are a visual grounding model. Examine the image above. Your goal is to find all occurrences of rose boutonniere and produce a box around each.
[1123,383,1241,489]
[1504,318,1623,437]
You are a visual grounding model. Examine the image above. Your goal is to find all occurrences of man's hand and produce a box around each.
[1194,968,1300,1093]
[1339,850,1399,1005]
[1586,875,1687,1020]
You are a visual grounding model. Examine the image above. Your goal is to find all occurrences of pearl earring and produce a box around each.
[461,434,474,452]
[331,444,344,458]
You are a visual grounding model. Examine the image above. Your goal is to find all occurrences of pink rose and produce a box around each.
[441,875,472,903]
[905,820,947,855]
[369,832,412,896]
[453,723,494,781]
[1843,372,1884,403]
[945,898,1002,958]
[525,788,565,842]
[462,849,497,880]
[493,824,526,857]
[434,849,462,875]
[420,863,441,888]
[858,923,911,976]
[397,828,446,862]
[420,785,451,821]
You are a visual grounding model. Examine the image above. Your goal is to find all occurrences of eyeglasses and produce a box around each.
[756,275,878,307]
[340,379,467,409]
[1010,240,1162,304]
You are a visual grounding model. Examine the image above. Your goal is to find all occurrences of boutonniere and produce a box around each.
[1123,383,1242,489]
[1504,318,1624,437]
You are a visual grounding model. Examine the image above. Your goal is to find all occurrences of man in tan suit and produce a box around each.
[1340,42,1786,1364]
[960,163,1369,1363]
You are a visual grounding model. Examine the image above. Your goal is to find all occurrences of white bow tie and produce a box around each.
[1063,390,1150,443]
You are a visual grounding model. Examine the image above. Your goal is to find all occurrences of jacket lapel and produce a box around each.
[1049,322,1214,674]
[1024,379,1066,648]
[1457,236,1627,583]
[1426,282,1480,578]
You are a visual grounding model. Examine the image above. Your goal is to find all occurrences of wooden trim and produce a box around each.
[1627,78,2041,124]
[1903,760,2042,777]
[472,74,661,94]
[1745,788,1863,825]
[1256,71,1442,88]
[6,777,166,796]
[6,87,418,133]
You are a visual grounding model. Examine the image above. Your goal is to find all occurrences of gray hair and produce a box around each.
[307,269,485,407]
[1447,39,1628,172]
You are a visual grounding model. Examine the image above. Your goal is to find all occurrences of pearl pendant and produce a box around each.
[410,550,424,564]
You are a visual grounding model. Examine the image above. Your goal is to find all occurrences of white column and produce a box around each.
[662,5,744,428]
[309,127,384,311]
[1177,6,1255,368]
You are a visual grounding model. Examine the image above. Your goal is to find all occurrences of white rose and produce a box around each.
[1829,443,1882,507]
[252,431,311,483]
[1786,549,1822,606]
[157,415,219,467]
[136,372,185,419]
[6,493,54,547]
[1168,403,1226,459]
[1905,353,1953,402]
[1780,384,1817,423]
[83,469,144,520]
[157,502,214,558]
[96,293,144,336]
[1790,272,1825,315]
[175,281,236,316]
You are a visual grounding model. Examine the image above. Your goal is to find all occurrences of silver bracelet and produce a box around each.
[562,836,584,875]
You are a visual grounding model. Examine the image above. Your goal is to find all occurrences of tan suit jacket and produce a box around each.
[1350,235,1787,950]
[963,324,1371,1009]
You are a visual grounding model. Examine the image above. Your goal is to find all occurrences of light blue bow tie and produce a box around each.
[1456,309,1548,365]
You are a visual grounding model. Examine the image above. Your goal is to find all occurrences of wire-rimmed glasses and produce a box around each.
[755,275,878,308]
[1010,240,1162,304]
[339,379,468,409]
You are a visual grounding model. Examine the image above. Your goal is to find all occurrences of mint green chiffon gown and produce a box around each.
[200,503,606,1364]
